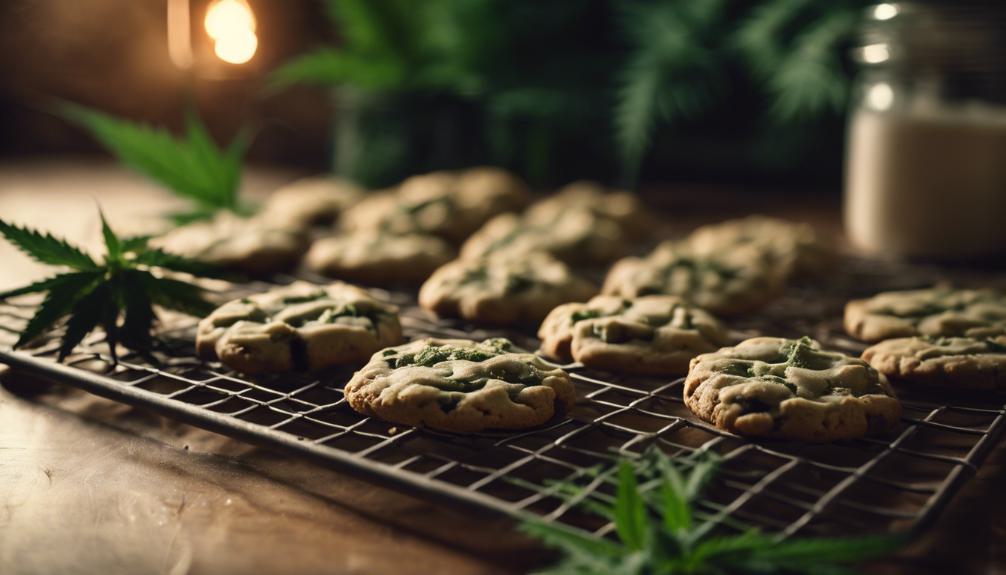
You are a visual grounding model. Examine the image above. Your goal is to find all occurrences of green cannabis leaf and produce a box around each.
[521,450,902,574]
[59,103,252,224]
[732,0,865,120]
[271,0,496,95]
[269,48,406,91]
[0,210,226,361]
[615,0,726,184]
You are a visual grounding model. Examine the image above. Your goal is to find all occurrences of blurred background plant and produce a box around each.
[272,0,871,188]
[0,0,872,190]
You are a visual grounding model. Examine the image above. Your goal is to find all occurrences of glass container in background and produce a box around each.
[844,2,1006,259]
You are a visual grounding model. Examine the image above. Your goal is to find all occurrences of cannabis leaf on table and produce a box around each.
[521,450,902,574]
[0,211,225,362]
[59,103,252,225]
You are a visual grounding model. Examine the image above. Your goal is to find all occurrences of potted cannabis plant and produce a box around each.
[273,0,869,188]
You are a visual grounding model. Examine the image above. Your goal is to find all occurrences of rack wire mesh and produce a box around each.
[1,257,1004,541]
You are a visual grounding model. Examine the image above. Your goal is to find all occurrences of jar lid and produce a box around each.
[856,1,1006,101]
[857,2,1006,70]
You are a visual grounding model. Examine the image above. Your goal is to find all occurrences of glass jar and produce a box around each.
[844,2,1006,259]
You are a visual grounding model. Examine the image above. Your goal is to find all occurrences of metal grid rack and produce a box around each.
[1,258,1004,541]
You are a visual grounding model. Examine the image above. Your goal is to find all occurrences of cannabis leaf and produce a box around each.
[270,0,413,91]
[615,0,726,184]
[0,210,225,361]
[521,450,902,574]
[732,0,865,120]
[59,102,252,223]
[269,49,405,90]
[270,0,495,95]
[0,220,98,270]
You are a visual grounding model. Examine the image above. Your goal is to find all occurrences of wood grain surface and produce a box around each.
[0,161,1003,575]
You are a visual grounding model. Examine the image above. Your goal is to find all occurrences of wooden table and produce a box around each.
[1,161,1003,574]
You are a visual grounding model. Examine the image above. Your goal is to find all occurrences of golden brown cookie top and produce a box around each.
[602,241,785,315]
[845,287,1006,342]
[261,176,363,229]
[150,212,308,274]
[344,338,575,432]
[538,295,728,358]
[198,282,400,351]
[687,336,894,411]
[684,336,901,441]
[687,215,832,276]
[342,167,529,244]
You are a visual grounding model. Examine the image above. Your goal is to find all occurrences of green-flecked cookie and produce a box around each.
[196,281,402,374]
[687,215,833,277]
[844,287,1006,343]
[151,212,309,275]
[602,241,786,316]
[460,181,651,265]
[538,295,730,376]
[863,334,1006,390]
[344,338,576,433]
[342,167,529,244]
[419,252,596,326]
[305,231,455,286]
[684,337,902,441]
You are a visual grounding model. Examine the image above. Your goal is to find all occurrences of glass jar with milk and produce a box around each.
[844,2,1006,260]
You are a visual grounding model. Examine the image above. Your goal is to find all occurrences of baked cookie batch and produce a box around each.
[538,295,729,376]
[684,337,901,441]
[174,166,1004,440]
[345,338,575,433]
[848,287,1006,390]
[196,281,402,374]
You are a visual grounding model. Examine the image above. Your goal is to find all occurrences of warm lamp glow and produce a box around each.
[867,82,894,111]
[873,3,899,21]
[204,0,258,64]
[861,43,890,64]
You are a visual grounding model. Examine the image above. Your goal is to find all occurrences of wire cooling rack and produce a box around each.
[1,258,1005,541]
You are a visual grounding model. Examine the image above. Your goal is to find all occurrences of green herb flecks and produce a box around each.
[782,336,834,370]
[282,293,326,304]
[0,210,226,361]
[570,309,603,325]
[460,265,489,285]
[571,300,634,326]
[521,450,903,575]
[504,274,535,294]
[282,300,384,331]
[636,252,741,296]
[400,194,451,216]
[388,338,514,368]
[720,361,755,377]
[481,223,529,255]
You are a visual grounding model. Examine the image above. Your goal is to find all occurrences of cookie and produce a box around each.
[687,215,833,277]
[525,181,652,241]
[862,335,1006,390]
[844,287,1006,343]
[460,181,650,265]
[602,241,786,316]
[419,253,597,326]
[538,295,730,376]
[344,338,575,433]
[460,210,630,265]
[196,281,402,374]
[151,212,309,275]
[305,231,455,286]
[343,167,529,244]
[684,337,902,441]
[261,175,363,229]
